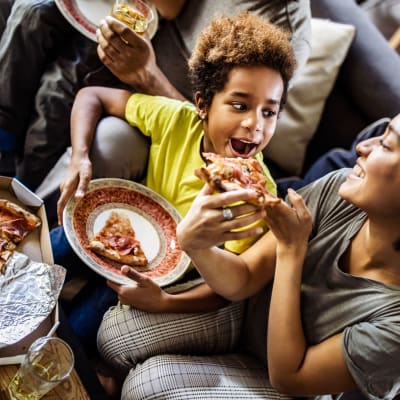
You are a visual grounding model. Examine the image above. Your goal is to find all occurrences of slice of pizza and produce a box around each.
[87,211,148,267]
[195,153,281,207]
[0,199,42,273]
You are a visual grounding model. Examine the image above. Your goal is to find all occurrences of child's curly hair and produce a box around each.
[188,11,296,109]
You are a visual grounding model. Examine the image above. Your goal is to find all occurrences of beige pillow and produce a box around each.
[263,18,356,176]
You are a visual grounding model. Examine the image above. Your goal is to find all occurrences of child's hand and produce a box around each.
[57,156,93,224]
[107,266,169,312]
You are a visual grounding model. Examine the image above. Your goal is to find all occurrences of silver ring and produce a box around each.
[222,207,234,221]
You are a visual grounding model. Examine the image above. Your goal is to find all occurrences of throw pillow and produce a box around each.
[263,18,356,176]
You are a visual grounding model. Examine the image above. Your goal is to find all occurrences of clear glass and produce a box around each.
[111,0,154,34]
[8,336,75,400]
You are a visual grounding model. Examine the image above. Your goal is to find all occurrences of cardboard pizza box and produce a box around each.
[0,176,59,365]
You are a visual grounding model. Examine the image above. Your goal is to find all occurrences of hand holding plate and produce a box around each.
[107,266,170,312]
[57,156,93,225]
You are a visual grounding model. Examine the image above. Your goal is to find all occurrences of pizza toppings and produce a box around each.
[0,199,41,273]
[87,211,148,267]
[195,153,281,207]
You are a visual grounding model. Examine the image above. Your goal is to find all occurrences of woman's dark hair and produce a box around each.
[188,11,297,109]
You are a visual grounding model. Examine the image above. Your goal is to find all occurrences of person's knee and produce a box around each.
[14,0,57,21]
[91,116,150,181]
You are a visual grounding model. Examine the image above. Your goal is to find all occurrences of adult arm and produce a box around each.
[96,0,187,100]
[177,185,280,301]
[57,86,131,223]
[266,190,356,395]
[107,267,229,313]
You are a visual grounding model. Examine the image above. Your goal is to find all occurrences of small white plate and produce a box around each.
[63,178,190,287]
[55,0,158,42]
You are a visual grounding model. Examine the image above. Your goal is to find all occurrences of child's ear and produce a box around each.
[194,92,208,120]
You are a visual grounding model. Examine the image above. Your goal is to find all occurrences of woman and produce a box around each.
[176,113,400,398]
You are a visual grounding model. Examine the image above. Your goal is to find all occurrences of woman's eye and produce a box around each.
[379,139,391,150]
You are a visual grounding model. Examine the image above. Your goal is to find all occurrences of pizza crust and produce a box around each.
[87,211,148,267]
[88,240,148,266]
[195,153,281,207]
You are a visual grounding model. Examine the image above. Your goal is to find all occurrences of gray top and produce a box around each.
[242,169,400,400]
[152,0,311,100]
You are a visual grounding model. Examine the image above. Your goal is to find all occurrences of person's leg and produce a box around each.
[122,353,290,400]
[0,0,73,153]
[0,0,13,37]
[277,117,390,196]
[91,116,150,182]
[97,301,244,374]
[34,116,150,206]
[51,225,118,354]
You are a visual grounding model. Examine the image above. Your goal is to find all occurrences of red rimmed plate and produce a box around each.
[55,0,159,42]
[63,178,190,287]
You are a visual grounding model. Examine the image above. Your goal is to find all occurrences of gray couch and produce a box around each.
[302,0,400,173]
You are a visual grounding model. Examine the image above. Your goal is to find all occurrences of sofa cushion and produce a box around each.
[360,0,400,46]
[263,18,355,176]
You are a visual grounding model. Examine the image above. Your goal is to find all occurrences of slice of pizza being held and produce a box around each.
[195,153,281,207]
[87,211,148,267]
[0,199,41,273]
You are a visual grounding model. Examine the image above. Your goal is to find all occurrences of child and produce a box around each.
[56,11,296,388]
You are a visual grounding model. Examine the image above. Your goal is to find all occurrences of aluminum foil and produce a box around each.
[0,251,66,347]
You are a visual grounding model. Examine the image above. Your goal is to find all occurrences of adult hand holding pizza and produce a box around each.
[107,266,170,312]
[177,185,266,253]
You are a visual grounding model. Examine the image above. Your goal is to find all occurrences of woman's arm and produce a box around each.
[177,185,279,301]
[266,190,356,395]
[97,16,186,100]
[57,87,132,223]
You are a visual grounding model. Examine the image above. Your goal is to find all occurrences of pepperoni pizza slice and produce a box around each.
[87,211,148,267]
[0,199,41,273]
[195,153,281,207]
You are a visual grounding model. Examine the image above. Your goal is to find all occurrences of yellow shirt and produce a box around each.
[125,93,277,254]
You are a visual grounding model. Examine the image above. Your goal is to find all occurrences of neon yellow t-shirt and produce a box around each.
[125,93,277,254]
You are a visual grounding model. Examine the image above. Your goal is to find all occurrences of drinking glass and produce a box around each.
[111,0,154,34]
[8,336,75,400]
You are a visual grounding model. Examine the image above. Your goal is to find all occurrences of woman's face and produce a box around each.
[197,65,283,158]
[339,113,400,217]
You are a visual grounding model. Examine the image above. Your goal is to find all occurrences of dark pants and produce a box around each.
[51,225,117,355]
[0,0,124,189]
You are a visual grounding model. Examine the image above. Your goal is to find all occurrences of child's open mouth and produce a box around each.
[230,138,257,157]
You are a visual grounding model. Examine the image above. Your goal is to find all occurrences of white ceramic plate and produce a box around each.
[55,0,158,42]
[63,178,190,287]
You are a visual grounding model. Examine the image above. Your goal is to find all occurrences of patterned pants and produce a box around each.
[97,302,291,399]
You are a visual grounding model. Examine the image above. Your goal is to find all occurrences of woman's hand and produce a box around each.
[96,16,157,90]
[177,185,266,253]
[263,189,312,250]
[57,155,92,225]
[107,266,170,312]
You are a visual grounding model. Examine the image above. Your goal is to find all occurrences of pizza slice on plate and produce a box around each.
[0,199,41,273]
[195,153,281,207]
[87,211,148,267]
